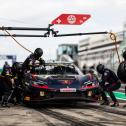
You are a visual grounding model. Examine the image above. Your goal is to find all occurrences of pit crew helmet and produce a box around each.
[34,48,43,58]
[12,62,22,73]
[96,64,105,74]
[122,50,126,61]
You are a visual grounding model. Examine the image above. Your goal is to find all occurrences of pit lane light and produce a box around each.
[51,14,91,25]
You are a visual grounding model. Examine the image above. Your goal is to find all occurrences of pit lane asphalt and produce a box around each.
[0,102,126,126]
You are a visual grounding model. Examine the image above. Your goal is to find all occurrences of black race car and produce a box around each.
[23,61,100,105]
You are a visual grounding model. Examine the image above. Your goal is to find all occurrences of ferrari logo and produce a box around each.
[60,80,72,85]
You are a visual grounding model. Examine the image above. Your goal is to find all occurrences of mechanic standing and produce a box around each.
[9,48,45,104]
[117,50,126,83]
[97,64,121,107]
[22,48,45,73]
[117,50,126,107]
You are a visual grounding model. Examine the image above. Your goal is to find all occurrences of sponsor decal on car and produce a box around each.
[60,88,76,92]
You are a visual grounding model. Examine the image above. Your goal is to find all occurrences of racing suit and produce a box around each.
[99,68,121,105]
[0,62,13,106]
[10,63,24,104]
[22,54,45,74]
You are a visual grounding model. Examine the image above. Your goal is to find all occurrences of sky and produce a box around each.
[0,0,126,63]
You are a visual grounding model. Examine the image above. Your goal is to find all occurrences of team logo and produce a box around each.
[67,15,76,24]
[60,80,72,85]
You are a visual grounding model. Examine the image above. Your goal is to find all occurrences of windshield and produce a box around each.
[34,64,79,75]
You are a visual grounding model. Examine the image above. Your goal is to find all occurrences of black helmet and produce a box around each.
[122,50,126,60]
[12,62,22,72]
[96,64,105,74]
[117,61,126,83]
[34,48,43,58]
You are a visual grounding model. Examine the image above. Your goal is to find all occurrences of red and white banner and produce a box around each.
[51,14,91,25]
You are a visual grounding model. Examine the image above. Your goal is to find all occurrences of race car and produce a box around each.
[23,61,100,105]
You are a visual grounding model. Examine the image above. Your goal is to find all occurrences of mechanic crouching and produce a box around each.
[9,62,24,105]
[97,64,121,107]
[0,61,14,106]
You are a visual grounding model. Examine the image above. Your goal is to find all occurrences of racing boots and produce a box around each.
[100,100,110,105]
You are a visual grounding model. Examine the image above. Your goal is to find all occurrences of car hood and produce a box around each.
[34,74,83,89]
